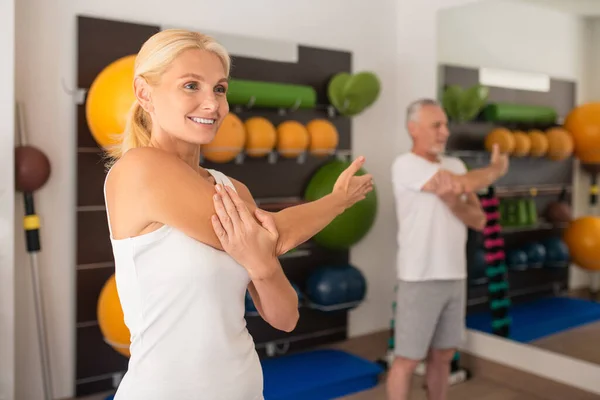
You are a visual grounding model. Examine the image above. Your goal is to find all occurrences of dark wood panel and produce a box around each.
[255,331,348,359]
[76,377,116,398]
[77,266,115,323]
[246,307,347,345]
[78,104,100,148]
[77,15,160,89]
[77,211,112,265]
[77,150,108,207]
[76,324,128,380]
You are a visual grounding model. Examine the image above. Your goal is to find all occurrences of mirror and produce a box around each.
[437,0,600,370]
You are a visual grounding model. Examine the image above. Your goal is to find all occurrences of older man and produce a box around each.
[386,98,508,400]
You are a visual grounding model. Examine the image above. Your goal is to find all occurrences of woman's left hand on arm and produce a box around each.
[210,184,299,332]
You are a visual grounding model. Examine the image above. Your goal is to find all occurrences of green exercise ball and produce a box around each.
[304,159,377,250]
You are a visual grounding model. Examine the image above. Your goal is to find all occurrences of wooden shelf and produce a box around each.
[501,220,568,233]
[494,184,571,198]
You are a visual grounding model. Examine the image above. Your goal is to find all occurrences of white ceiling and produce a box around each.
[516,0,600,16]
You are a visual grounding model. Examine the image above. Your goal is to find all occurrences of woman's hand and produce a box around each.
[332,156,374,211]
[211,184,280,280]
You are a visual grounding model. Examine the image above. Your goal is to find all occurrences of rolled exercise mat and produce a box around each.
[483,103,557,124]
[227,79,317,109]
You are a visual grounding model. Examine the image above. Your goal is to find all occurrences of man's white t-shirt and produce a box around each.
[391,151,469,282]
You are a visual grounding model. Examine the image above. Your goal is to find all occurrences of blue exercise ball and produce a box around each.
[340,264,367,303]
[522,242,546,268]
[506,249,528,271]
[543,237,570,268]
[306,266,349,306]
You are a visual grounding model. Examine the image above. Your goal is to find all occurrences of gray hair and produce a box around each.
[406,98,441,129]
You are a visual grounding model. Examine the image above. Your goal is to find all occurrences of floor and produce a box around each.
[73,325,598,400]
[326,331,559,400]
[529,291,600,365]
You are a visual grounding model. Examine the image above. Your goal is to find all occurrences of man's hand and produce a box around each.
[489,143,509,178]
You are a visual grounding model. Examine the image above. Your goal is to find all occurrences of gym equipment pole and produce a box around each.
[16,102,54,400]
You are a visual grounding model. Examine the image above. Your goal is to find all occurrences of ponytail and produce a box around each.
[105,101,153,168]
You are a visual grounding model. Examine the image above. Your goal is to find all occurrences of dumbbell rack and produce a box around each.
[480,186,512,337]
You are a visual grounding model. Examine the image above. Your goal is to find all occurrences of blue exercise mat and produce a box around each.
[261,349,384,400]
[467,297,600,343]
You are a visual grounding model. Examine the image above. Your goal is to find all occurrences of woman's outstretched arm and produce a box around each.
[230,156,373,255]
[111,147,372,256]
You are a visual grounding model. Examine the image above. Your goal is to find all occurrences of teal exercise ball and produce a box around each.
[304,159,377,250]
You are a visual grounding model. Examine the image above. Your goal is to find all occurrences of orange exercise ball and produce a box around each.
[244,117,277,158]
[97,274,130,357]
[528,129,549,157]
[563,216,600,271]
[546,127,574,161]
[485,128,514,154]
[277,120,309,158]
[86,55,137,149]
[306,119,339,157]
[564,102,600,164]
[202,113,246,163]
[512,130,531,157]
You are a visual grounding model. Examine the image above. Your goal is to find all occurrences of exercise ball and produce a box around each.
[304,160,377,250]
[528,129,549,157]
[563,103,600,164]
[306,266,348,306]
[468,248,488,283]
[542,237,570,268]
[340,264,367,303]
[522,242,546,268]
[202,113,246,163]
[244,116,276,157]
[14,145,51,192]
[512,130,531,157]
[86,54,136,149]
[545,127,574,161]
[563,216,600,271]
[97,274,130,358]
[277,120,309,158]
[306,119,339,157]
[506,249,528,271]
[484,128,514,154]
[544,188,572,223]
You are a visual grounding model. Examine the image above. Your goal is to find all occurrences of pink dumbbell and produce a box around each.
[486,211,501,220]
[483,225,501,235]
[485,251,505,263]
[481,198,499,207]
[485,238,505,248]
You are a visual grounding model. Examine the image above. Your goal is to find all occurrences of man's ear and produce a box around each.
[407,120,417,139]
[134,76,153,113]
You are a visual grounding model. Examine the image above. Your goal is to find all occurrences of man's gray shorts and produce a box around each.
[394,279,466,360]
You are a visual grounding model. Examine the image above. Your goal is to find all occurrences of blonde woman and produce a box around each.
[103,29,373,399]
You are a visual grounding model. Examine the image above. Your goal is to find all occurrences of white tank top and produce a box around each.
[105,168,264,400]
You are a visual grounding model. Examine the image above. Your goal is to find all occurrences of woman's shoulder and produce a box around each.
[108,148,184,185]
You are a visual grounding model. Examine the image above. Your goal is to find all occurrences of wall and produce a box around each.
[14,0,401,398]
[583,17,600,101]
[438,0,589,100]
[0,0,15,398]
[437,0,592,288]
